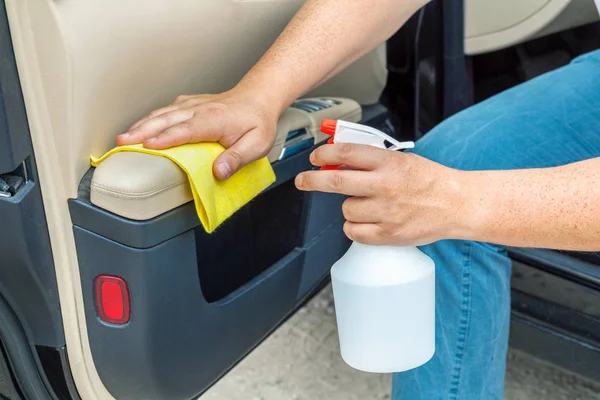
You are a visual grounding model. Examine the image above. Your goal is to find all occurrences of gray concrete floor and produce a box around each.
[202,285,600,400]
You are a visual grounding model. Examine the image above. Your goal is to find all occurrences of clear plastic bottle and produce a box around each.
[319,119,436,373]
[331,242,435,373]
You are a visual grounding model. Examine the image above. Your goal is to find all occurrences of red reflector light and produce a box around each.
[95,276,130,324]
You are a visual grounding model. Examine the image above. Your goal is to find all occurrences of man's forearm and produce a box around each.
[459,157,600,251]
[235,0,429,115]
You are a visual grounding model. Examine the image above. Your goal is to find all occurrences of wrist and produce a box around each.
[233,72,293,118]
[444,170,491,242]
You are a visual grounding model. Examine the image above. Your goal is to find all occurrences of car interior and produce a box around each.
[0,1,599,400]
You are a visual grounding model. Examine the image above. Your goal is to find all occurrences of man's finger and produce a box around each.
[142,106,230,149]
[127,106,179,131]
[310,143,386,170]
[343,222,388,245]
[117,109,195,146]
[213,129,272,180]
[342,197,381,223]
[295,170,374,197]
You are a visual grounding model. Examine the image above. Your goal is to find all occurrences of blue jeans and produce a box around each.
[392,49,600,400]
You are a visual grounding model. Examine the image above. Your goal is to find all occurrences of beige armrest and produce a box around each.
[91,97,362,220]
[91,152,192,220]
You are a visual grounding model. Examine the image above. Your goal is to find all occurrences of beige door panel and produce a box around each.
[465,0,600,55]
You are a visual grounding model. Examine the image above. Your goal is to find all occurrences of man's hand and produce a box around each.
[295,144,468,246]
[115,90,278,180]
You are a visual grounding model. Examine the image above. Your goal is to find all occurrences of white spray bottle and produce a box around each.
[320,119,435,373]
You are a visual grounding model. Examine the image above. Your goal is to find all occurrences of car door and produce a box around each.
[0,1,392,399]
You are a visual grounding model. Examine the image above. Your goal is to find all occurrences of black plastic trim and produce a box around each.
[509,248,600,382]
[440,0,474,118]
[36,346,81,400]
[511,309,600,383]
[0,294,54,400]
[0,343,22,399]
[508,247,600,290]
[0,0,64,348]
[0,0,32,174]
[512,289,600,344]
[0,180,64,347]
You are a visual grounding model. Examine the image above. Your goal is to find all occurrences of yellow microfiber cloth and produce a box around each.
[91,143,276,233]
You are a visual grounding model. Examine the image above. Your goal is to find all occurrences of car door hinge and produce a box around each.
[0,174,25,198]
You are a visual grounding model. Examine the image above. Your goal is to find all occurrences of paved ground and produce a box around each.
[202,285,600,400]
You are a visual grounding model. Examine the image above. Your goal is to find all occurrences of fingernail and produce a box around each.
[217,162,232,179]
[309,152,316,164]
[295,174,303,188]
[118,133,130,138]
[146,137,157,142]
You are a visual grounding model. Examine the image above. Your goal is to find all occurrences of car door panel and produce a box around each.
[68,122,374,399]
[74,226,305,400]
[3,0,391,398]
[0,0,63,353]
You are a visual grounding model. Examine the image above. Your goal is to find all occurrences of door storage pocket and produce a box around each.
[196,179,306,302]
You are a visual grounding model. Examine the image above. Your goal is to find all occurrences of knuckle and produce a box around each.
[337,143,354,162]
[179,99,198,109]
[173,95,189,104]
[176,121,193,133]
[300,173,312,188]
[330,173,345,191]
[173,122,194,143]
[130,122,149,134]
[388,203,402,219]
[382,181,397,197]
[198,103,228,131]
[387,152,402,166]
[146,110,162,119]
[391,154,410,172]
[219,134,237,148]
[380,223,400,239]
[204,103,226,116]
[311,147,324,162]
[155,112,172,123]
[226,150,245,168]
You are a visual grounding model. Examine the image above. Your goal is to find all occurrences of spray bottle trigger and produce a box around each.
[321,119,337,136]
[320,165,339,171]
[322,126,336,168]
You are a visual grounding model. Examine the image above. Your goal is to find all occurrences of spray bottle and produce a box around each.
[320,119,435,373]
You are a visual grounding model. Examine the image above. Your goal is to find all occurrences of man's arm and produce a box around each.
[236,0,429,115]
[295,144,600,251]
[462,157,600,251]
[117,0,429,179]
